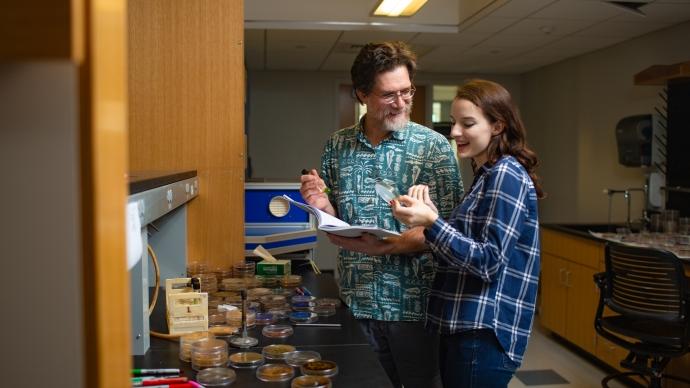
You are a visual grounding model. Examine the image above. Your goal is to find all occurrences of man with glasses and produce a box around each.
[300,41,463,388]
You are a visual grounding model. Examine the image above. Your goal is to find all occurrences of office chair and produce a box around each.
[594,242,690,388]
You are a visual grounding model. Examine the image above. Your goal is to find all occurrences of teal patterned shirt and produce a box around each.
[321,118,463,321]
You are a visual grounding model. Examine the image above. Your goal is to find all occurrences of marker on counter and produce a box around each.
[132,368,181,376]
[132,377,188,386]
[140,384,195,388]
[301,169,331,194]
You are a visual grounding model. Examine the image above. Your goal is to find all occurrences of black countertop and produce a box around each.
[128,170,197,194]
[540,222,632,241]
[133,272,393,387]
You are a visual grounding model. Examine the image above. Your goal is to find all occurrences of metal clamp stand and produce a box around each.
[229,289,258,348]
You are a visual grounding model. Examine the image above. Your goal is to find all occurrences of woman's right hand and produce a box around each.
[407,185,438,214]
[391,195,438,228]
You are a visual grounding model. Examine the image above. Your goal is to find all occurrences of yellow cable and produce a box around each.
[147,244,181,341]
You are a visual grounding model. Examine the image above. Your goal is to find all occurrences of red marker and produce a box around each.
[141,384,194,388]
[132,377,188,386]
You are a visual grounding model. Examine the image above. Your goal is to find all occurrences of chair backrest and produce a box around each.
[604,243,688,323]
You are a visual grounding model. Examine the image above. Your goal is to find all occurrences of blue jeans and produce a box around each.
[358,319,442,388]
[440,329,519,388]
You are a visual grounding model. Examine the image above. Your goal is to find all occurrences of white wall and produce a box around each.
[0,62,84,387]
[521,21,690,224]
[247,69,521,270]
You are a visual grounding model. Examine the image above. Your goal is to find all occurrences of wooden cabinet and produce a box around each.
[539,229,603,355]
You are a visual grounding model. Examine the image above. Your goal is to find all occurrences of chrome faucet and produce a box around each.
[603,186,648,231]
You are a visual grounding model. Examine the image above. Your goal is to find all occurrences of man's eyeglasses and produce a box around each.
[372,86,416,104]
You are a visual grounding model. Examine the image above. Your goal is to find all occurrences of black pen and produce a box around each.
[302,169,331,194]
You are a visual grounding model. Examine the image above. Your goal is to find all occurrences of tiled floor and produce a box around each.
[508,324,630,388]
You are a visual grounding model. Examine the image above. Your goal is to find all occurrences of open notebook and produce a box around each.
[282,195,400,238]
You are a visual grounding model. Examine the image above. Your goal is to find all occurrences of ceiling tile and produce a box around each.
[610,2,690,24]
[481,31,561,49]
[501,17,598,36]
[410,32,486,48]
[319,52,358,71]
[531,0,624,21]
[461,16,520,33]
[488,0,558,19]
[339,30,417,44]
[575,20,672,38]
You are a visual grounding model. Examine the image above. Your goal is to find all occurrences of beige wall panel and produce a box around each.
[128,0,245,266]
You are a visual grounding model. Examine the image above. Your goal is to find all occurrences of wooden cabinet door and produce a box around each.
[565,263,599,354]
[539,253,567,335]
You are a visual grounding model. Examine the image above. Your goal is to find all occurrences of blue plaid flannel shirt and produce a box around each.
[423,155,540,365]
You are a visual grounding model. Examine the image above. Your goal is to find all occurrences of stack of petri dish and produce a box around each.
[197,273,219,293]
[208,309,226,326]
[284,350,321,367]
[211,265,233,285]
[187,261,208,278]
[301,360,339,378]
[179,331,215,362]
[255,363,294,383]
[191,338,229,371]
[262,344,296,361]
[261,324,294,339]
[247,287,272,301]
[228,351,265,369]
[282,274,302,288]
[225,308,256,328]
[232,261,256,278]
[256,275,281,288]
[289,311,318,324]
[208,325,238,336]
[292,295,317,312]
[255,312,277,326]
[260,294,288,310]
[195,367,236,387]
[291,375,332,388]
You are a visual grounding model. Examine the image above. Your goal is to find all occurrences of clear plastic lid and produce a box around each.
[195,367,236,386]
[228,351,265,368]
[301,360,338,378]
[315,298,342,308]
[284,350,321,367]
[261,324,294,339]
[289,311,318,323]
[256,363,295,382]
[262,344,297,360]
[291,375,332,388]
[313,305,336,317]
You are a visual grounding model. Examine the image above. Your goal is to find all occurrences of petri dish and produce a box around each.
[291,375,332,388]
[191,338,229,371]
[195,367,236,387]
[255,363,294,382]
[262,344,297,360]
[301,360,338,378]
[289,311,318,324]
[262,324,294,339]
[313,304,336,317]
[292,295,316,304]
[179,331,215,362]
[284,350,321,367]
[315,298,342,308]
[374,180,400,203]
[208,325,238,336]
[255,312,277,325]
[228,351,265,369]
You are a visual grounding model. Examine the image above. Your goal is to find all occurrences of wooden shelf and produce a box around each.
[634,61,690,85]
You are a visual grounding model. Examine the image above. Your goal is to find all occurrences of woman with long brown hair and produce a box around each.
[391,79,543,387]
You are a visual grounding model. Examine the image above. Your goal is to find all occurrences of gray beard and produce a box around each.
[381,102,413,132]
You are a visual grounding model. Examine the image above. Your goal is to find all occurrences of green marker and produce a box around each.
[132,368,180,376]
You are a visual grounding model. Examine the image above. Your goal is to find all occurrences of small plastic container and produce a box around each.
[262,344,296,360]
[179,331,215,362]
[256,363,294,382]
[301,360,338,378]
[284,350,321,367]
[195,367,236,387]
[291,375,332,388]
[228,351,265,369]
[313,304,336,317]
[289,311,318,324]
[255,312,277,325]
[208,325,238,336]
[315,298,342,308]
[262,324,294,339]
[191,338,229,371]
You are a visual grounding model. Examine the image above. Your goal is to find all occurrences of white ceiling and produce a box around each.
[245,0,690,74]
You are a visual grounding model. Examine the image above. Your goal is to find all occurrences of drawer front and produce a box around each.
[541,228,603,269]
